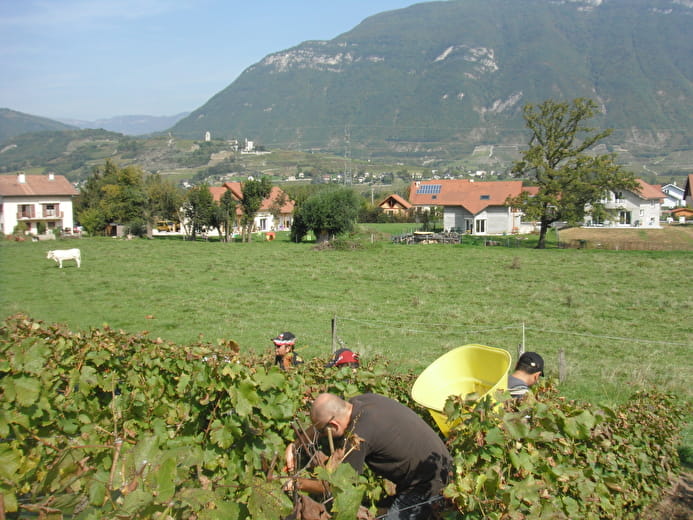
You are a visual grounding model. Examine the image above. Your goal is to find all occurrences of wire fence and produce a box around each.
[328,315,692,397]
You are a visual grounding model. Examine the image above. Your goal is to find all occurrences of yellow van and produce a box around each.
[156,220,177,232]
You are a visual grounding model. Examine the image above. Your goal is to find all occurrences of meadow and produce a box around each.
[1,229,690,409]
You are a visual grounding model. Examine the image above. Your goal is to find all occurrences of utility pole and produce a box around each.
[344,125,352,185]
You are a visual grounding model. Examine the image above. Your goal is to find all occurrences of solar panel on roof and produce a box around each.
[416,184,442,195]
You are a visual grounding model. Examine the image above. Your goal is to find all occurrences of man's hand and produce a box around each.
[284,442,296,473]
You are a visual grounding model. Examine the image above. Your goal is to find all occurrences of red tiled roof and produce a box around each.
[408,179,524,215]
[0,174,78,197]
[378,193,412,209]
[635,179,664,200]
[210,182,294,213]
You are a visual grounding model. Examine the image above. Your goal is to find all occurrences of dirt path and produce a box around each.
[641,472,693,519]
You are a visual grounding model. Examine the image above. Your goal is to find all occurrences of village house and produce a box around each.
[378,194,412,216]
[584,179,663,228]
[407,179,530,235]
[0,172,78,237]
[209,182,294,233]
[660,182,685,209]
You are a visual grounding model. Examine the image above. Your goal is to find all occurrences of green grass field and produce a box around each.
[1,232,690,409]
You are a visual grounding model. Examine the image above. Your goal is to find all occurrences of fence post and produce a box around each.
[558,349,567,382]
[331,315,337,353]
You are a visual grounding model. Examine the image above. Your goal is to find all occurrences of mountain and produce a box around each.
[60,113,189,136]
[0,109,77,144]
[170,0,693,159]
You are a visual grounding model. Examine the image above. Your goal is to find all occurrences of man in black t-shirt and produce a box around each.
[287,392,451,519]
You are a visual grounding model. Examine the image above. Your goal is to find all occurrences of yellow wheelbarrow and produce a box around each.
[411,344,511,436]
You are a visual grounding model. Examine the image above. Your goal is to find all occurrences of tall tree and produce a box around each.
[144,174,184,238]
[239,177,272,242]
[182,184,214,240]
[219,190,237,242]
[75,160,149,236]
[290,187,360,243]
[507,98,639,249]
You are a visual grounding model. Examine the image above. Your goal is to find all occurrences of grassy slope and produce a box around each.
[1,234,690,407]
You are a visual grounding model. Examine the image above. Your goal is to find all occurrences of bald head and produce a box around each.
[311,393,351,428]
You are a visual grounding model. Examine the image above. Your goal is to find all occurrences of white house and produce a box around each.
[407,179,529,235]
[584,179,663,228]
[660,183,685,209]
[0,172,78,236]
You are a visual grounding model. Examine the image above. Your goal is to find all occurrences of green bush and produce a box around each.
[1,315,688,519]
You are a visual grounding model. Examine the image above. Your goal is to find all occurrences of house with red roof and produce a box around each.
[0,172,78,236]
[378,194,412,216]
[585,179,664,228]
[209,182,294,232]
[407,179,527,234]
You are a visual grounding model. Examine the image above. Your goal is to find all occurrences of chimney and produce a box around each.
[48,172,55,181]
[17,172,26,184]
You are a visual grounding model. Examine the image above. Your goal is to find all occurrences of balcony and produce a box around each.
[17,211,64,220]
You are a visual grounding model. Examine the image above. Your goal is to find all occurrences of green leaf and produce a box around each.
[198,500,242,519]
[234,380,260,416]
[254,369,286,391]
[13,376,41,406]
[89,480,106,506]
[79,365,99,391]
[120,488,154,515]
[485,427,506,446]
[0,490,18,513]
[0,444,22,481]
[333,484,365,519]
[503,413,531,439]
[21,340,50,374]
[246,478,293,518]
[563,410,595,440]
[155,456,176,502]
[176,373,191,394]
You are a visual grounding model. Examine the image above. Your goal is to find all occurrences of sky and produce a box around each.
[0,0,417,122]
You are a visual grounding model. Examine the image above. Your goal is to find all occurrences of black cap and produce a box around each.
[272,331,296,347]
[516,351,544,375]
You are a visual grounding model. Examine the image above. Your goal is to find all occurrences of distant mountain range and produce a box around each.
[59,113,189,136]
[0,109,188,144]
[170,0,693,158]
[0,108,76,144]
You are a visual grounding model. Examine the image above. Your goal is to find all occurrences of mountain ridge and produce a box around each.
[171,0,693,158]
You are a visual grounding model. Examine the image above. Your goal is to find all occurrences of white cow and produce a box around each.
[46,248,81,268]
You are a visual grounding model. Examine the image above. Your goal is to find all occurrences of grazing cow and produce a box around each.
[46,248,81,268]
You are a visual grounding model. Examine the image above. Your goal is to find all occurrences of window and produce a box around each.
[18,204,34,218]
[480,194,490,200]
[618,211,631,225]
[639,209,644,217]
[475,219,486,233]
[259,218,267,231]
[43,203,58,217]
